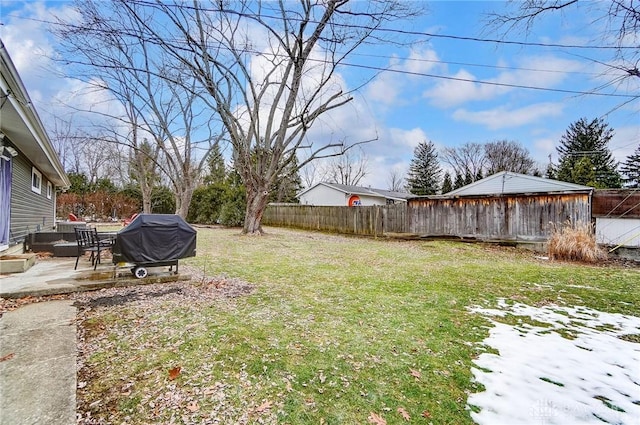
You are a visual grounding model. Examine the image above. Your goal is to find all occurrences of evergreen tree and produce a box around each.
[620,144,640,188]
[441,172,453,194]
[555,118,621,188]
[464,169,473,185]
[571,157,599,187]
[188,144,228,224]
[545,160,556,179]
[406,140,442,195]
[475,169,484,182]
[453,173,464,189]
[204,144,226,185]
[270,155,303,203]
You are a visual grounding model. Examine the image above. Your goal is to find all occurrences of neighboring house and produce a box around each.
[444,171,593,196]
[298,182,411,206]
[0,41,69,254]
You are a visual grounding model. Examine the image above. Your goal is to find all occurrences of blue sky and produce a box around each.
[1,1,638,189]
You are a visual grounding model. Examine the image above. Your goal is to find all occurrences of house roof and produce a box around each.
[0,39,69,188]
[299,182,412,201]
[444,171,593,197]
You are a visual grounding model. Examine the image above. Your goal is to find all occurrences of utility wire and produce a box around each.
[336,60,638,98]
[4,8,639,51]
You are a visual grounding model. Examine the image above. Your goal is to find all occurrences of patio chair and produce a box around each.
[74,227,113,270]
[123,213,139,226]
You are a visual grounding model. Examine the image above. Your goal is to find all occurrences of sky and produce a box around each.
[469,299,640,424]
[1,1,638,190]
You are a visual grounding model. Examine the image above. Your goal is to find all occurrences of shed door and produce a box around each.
[0,157,11,251]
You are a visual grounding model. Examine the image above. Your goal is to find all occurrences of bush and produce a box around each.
[548,221,607,263]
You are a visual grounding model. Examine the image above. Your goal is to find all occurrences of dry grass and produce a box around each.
[548,221,607,263]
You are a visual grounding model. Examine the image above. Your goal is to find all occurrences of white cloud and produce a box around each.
[424,55,584,108]
[387,127,429,150]
[453,102,565,130]
[611,125,640,163]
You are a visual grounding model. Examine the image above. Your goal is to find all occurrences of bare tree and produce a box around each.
[49,116,79,174]
[484,140,537,175]
[387,169,406,192]
[75,0,420,233]
[300,159,328,189]
[327,147,369,186]
[440,142,486,179]
[54,1,225,218]
[488,1,640,95]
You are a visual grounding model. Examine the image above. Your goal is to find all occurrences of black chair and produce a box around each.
[74,228,113,270]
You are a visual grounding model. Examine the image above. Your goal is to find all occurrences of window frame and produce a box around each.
[47,181,52,199]
[31,167,42,194]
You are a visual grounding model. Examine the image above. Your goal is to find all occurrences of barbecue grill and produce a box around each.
[112,214,197,278]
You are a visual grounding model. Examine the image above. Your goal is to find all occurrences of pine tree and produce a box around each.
[270,155,303,203]
[441,172,453,194]
[620,144,640,188]
[571,157,598,187]
[406,140,442,195]
[555,118,621,188]
[453,173,464,189]
[464,169,473,185]
[204,144,226,185]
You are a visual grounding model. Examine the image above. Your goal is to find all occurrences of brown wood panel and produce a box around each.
[592,190,640,218]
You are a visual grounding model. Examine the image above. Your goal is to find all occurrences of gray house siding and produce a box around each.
[9,151,55,246]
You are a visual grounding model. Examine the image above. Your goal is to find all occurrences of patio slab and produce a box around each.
[0,258,190,299]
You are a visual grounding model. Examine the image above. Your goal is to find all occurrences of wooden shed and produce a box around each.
[407,172,593,242]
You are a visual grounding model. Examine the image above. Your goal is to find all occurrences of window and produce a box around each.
[31,167,42,194]
[47,181,52,199]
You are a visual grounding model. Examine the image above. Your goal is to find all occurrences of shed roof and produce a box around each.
[444,171,593,197]
[298,182,412,201]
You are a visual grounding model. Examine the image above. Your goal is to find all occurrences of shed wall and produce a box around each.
[407,193,590,241]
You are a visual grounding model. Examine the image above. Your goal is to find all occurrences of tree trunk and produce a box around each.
[243,185,270,234]
[174,185,194,219]
[142,192,152,214]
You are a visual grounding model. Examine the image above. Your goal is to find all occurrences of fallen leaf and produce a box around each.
[255,400,272,414]
[368,412,387,425]
[186,401,199,412]
[422,410,432,418]
[410,368,421,380]
[397,407,410,421]
[0,353,15,362]
[168,366,181,380]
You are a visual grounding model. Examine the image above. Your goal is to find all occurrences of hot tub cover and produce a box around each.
[112,214,197,264]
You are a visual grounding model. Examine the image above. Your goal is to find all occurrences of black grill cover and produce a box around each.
[112,214,197,264]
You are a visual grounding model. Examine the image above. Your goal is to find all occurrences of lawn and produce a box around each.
[75,226,640,424]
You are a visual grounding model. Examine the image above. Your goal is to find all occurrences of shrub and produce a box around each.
[548,221,607,263]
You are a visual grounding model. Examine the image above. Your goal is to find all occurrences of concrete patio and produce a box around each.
[0,256,190,299]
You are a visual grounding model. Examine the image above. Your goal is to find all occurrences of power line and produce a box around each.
[347,51,628,77]
[335,60,638,99]
[4,9,639,100]
[4,8,639,52]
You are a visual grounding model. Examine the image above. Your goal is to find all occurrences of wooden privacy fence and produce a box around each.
[262,204,407,236]
[264,192,592,241]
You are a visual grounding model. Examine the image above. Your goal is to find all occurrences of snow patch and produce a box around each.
[468,301,640,425]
